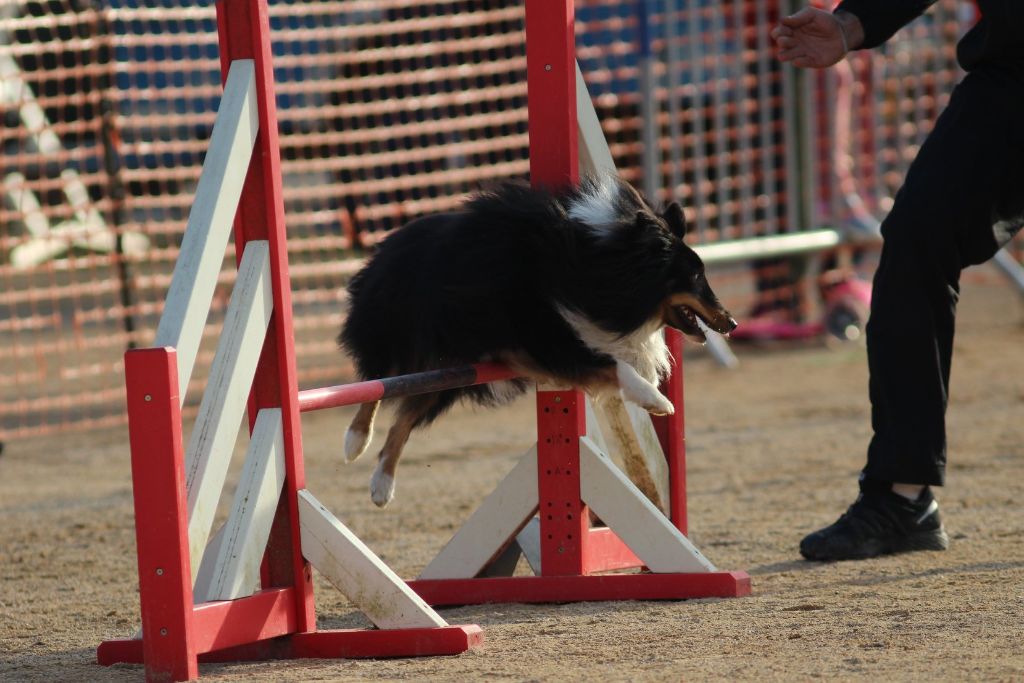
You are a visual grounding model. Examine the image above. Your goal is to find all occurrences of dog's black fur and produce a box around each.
[338,175,735,506]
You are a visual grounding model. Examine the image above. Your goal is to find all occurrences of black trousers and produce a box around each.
[864,68,1024,487]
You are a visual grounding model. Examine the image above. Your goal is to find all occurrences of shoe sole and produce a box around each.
[801,528,949,562]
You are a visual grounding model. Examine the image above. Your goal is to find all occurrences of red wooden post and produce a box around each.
[525,0,590,575]
[215,0,316,632]
[653,328,688,535]
[536,390,590,575]
[125,348,198,682]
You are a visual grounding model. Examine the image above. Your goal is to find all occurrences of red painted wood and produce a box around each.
[215,0,315,632]
[191,588,296,654]
[652,328,687,534]
[409,572,751,606]
[297,379,386,413]
[98,626,483,667]
[525,0,590,580]
[536,390,590,576]
[124,348,197,682]
[296,363,520,413]
[584,528,643,574]
[525,0,578,189]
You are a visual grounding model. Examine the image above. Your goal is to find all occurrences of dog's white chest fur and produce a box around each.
[557,307,671,384]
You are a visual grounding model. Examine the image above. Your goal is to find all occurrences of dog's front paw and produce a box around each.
[344,427,371,463]
[370,466,396,508]
[638,392,675,416]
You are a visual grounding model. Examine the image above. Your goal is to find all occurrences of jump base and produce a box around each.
[97,625,482,667]
[408,571,750,606]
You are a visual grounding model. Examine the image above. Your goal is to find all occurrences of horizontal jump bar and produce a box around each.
[297,362,520,413]
[694,229,841,265]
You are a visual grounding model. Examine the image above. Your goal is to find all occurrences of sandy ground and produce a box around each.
[1,271,1023,682]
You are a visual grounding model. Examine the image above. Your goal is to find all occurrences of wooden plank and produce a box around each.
[578,437,715,573]
[297,489,448,630]
[184,239,273,576]
[592,396,670,515]
[575,60,617,178]
[193,523,226,600]
[123,348,198,682]
[409,572,751,606]
[514,517,542,576]
[418,447,539,580]
[194,409,285,601]
[154,59,259,400]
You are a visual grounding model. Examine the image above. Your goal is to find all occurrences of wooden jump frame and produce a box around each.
[96,1,748,680]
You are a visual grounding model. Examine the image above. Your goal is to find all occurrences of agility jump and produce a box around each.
[97,1,747,680]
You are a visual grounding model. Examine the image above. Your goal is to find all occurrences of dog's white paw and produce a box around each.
[370,467,395,508]
[638,392,675,416]
[343,427,371,463]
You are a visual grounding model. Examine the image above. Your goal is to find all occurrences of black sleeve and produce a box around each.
[834,0,940,49]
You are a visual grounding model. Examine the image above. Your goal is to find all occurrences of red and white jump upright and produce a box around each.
[295,0,750,605]
[96,2,480,681]
[402,0,750,604]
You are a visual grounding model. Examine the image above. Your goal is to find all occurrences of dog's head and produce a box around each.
[651,202,738,344]
[566,176,737,343]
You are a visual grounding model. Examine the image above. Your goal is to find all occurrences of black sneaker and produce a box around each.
[800,479,949,561]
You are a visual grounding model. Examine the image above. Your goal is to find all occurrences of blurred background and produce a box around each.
[1,0,1019,440]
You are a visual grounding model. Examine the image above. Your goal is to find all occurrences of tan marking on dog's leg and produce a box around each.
[615,360,674,416]
[369,408,419,508]
[344,400,380,463]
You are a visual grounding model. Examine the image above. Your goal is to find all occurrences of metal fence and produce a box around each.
[0,0,975,439]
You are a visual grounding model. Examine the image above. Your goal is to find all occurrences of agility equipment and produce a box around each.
[298,0,749,605]
[96,2,480,681]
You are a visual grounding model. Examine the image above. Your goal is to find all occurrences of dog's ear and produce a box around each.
[663,202,689,239]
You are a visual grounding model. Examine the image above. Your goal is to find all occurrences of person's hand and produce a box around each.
[771,7,864,69]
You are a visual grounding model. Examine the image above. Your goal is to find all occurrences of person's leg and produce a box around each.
[865,69,1024,486]
[801,69,1024,560]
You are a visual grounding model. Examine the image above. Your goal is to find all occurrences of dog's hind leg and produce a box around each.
[344,400,380,463]
[369,393,451,508]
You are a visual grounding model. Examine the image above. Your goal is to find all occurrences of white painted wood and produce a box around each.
[8,215,150,270]
[514,516,542,576]
[297,489,448,629]
[193,409,285,600]
[184,240,273,573]
[3,173,50,237]
[193,523,228,599]
[591,396,670,515]
[154,59,259,400]
[575,60,617,178]
[419,447,539,580]
[579,436,716,573]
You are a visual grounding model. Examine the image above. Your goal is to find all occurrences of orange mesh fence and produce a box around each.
[0,0,974,440]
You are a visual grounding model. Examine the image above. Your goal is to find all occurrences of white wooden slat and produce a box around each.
[184,239,273,574]
[575,60,618,178]
[591,395,670,515]
[297,489,447,630]
[154,59,259,400]
[418,447,539,580]
[193,408,285,601]
[193,523,229,599]
[579,436,716,573]
[514,516,542,576]
[3,172,50,237]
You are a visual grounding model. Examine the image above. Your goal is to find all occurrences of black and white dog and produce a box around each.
[339,175,737,506]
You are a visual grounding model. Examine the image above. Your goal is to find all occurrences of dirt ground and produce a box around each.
[1,270,1023,682]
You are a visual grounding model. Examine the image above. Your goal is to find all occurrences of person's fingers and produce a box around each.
[774,35,798,49]
[780,7,818,28]
[770,25,793,41]
[776,47,806,63]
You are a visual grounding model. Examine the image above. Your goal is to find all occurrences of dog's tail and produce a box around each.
[344,400,380,463]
